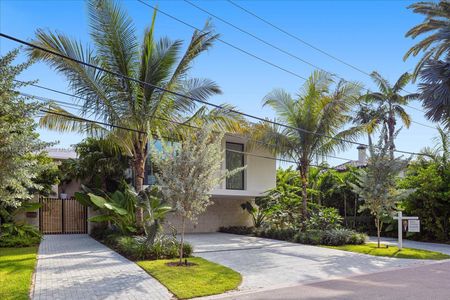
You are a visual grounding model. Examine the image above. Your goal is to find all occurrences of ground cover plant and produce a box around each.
[326,243,450,260]
[137,257,242,299]
[0,246,38,300]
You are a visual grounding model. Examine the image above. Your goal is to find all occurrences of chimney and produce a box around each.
[357,144,367,164]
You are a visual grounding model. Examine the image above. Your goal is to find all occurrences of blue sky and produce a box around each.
[0,0,438,166]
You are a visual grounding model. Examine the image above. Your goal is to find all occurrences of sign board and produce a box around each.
[408,219,420,232]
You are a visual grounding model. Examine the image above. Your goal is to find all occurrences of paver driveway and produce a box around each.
[33,234,171,300]
[185,233,430,294]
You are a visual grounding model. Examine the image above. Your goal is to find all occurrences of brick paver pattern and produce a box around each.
[32,234,171,300]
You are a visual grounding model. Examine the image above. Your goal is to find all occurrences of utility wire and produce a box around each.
[1,32,425,157]
[21,89,356,165]
[224,0,424,113]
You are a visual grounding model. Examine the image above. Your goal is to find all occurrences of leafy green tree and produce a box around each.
[29,0,241,193]
[151,127,241,264]
[367,71,419,158]
[0,49,53,208]
[351,131,410,247]
[253,70,363,219]
[399,127,450,241]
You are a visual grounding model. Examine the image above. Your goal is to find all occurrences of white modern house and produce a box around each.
[18,136,276,234]
[162,134,277,233]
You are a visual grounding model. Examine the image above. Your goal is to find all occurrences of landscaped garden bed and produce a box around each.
[0,246,38,300]
[325,243,450,260]
[137,257,242,299]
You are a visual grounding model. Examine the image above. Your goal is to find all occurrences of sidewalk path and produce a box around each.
[368,236,450,255]
[32,234,171,300]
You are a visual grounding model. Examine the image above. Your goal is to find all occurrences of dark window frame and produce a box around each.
[226,142,245,190]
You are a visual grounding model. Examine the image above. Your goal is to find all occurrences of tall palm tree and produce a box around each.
[404,0,450,78]
[253,70,363,219]
[352,94,380,144]
[404,1,450,128]
[367,71,419,158]
[29,0,241,193]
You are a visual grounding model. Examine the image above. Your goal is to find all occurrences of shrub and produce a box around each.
[111,235,193,261]
[255,227,297,241]
[294,230,324,245]
[294,229,367,246]
[0,223,42,247]
[305,207,343,231]
[219,226,254,235]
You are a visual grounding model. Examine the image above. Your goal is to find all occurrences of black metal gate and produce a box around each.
[39,197,88,234]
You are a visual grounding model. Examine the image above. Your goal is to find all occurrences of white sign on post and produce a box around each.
[408,219,420,232]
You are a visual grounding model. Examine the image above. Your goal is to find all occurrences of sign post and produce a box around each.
[393,211,419,250]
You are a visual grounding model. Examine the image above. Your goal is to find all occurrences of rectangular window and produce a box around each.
[226,142,245,190]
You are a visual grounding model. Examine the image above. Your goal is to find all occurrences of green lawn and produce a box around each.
[0,246,38,300]
[326,243,450,260]
[137,257,242,299]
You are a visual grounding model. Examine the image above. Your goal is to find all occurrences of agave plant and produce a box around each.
[29,0,243,194]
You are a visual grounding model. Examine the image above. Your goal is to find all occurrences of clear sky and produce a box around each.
[0,0,439,166]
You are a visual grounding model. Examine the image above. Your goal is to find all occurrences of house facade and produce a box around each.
[19,136,276,234]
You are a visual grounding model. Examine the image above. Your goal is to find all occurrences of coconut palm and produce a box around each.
[404,0,450,77]
[253,70,363,219]
[367,71,419,158]
[404,1,450,128]
[352,94,380,144]
[28,0,241,193]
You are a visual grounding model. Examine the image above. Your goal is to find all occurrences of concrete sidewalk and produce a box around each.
[32,234,171,300]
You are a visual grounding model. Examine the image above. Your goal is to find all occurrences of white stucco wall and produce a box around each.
[212,135,276,197]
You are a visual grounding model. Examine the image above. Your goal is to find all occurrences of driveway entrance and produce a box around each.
[185,233,429,294]
[39,197,87,234]
[33,234,171,300]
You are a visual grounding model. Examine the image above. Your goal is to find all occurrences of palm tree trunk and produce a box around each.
[134,144,146,226]
[376,216,381,248]
[344,194,347,227]
[388,105,395,159]
[299,162,309,221]
[353,195,357,229]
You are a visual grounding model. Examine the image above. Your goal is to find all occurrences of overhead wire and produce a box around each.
[1,32,426,157]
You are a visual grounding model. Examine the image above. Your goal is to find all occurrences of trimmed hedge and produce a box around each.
[219,226,367,246]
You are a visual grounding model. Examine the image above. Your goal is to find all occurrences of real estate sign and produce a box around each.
[408,219,420,233]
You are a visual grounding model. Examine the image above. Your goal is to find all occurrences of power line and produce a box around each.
[225,0,424,109]
[226,0,370,76]
[22,89,359,166]
[183,0,425,115]
[1,33,425,157]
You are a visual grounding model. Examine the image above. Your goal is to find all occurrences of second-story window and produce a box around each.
[226,142,244,190]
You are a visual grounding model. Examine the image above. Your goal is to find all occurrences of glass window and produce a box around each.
[226,142,245,190]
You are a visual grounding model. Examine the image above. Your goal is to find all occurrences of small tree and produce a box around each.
[151,127,243,264]
[351,130,409,247]
[0,49,54,208]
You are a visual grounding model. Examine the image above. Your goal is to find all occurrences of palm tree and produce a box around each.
[367,71,419,158]
[29,0,241,193]
[404,0,450,78]
[352,94,380,144]
[404,1,450,128]
[253,70,363,219]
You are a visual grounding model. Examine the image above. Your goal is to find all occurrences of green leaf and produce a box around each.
[87,193,107,208]
[88,215,112,223]
[74,192,92,207]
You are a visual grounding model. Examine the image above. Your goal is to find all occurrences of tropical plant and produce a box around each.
[137,186,172,244]
[304,206,343,231]
[404,1,450,127]
[404,0,450,77]
[29,0,242,194]
[367,71,419,158]
[75,184,137,234]
[151,126,242,264]
[399,127,450,241]
[253,70,363,219]
[0,49,53,208]
[240,201,267,228]
[350,130,410,247]
[416,55,450,129]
